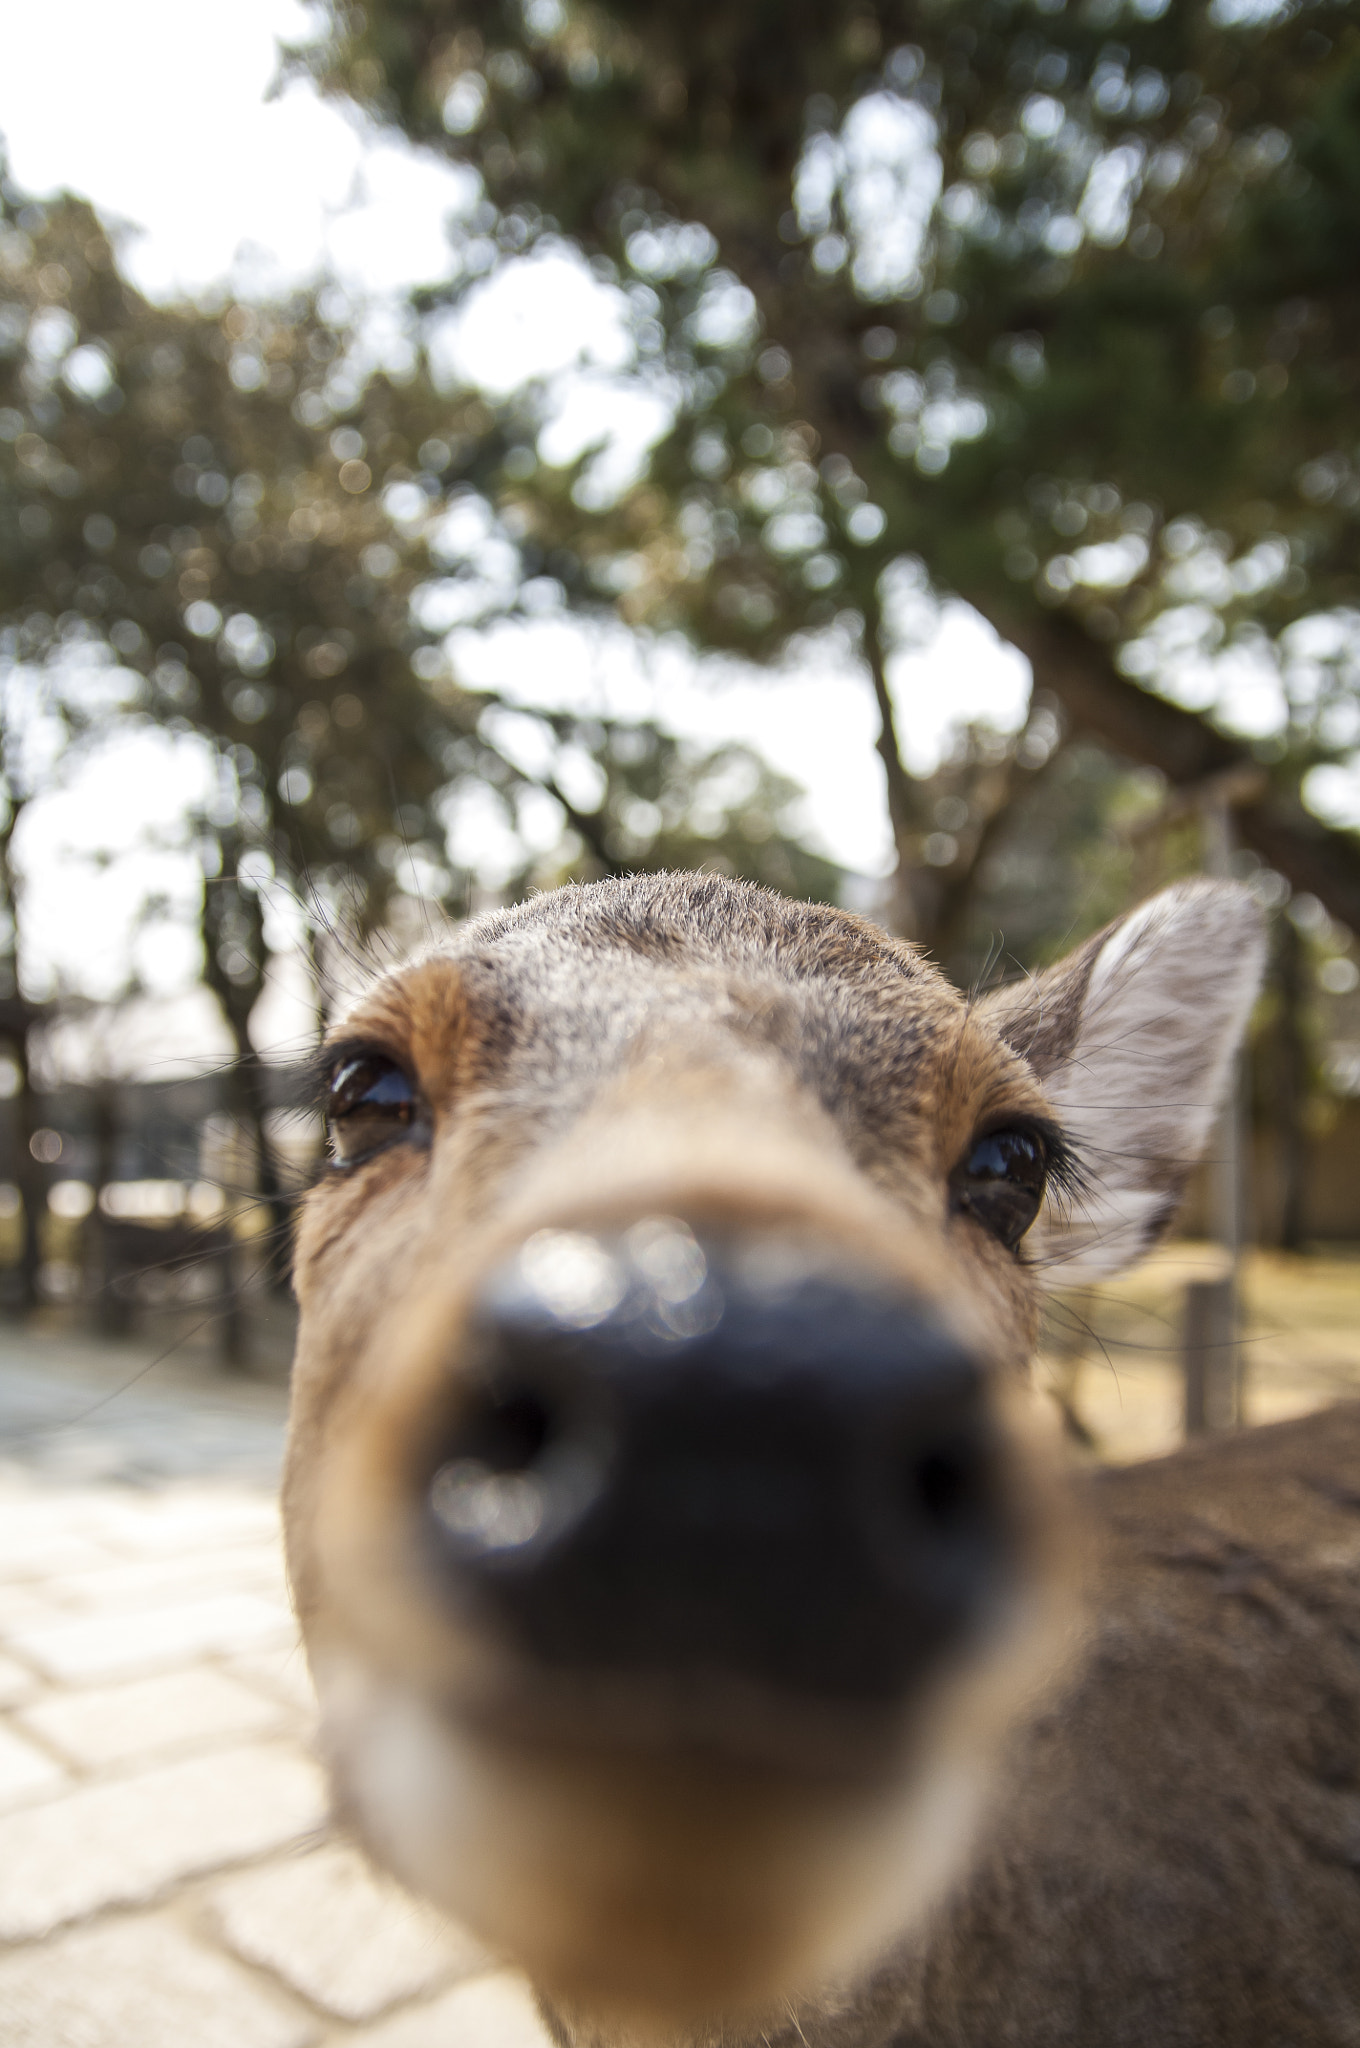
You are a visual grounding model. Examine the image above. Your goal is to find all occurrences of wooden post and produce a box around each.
[1117,768,1261,1435]
[87,1081,126,1340]
[1187,798,1244,1431]
[1183,1274,1236,1435]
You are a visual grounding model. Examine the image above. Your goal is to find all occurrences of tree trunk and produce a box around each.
[14,1024,43,1317]
[198,861,285,1357]
[1274,914,1310,1253]
[0,797,39,1318]
[86,1079,127,1338]
[925,735,1064,977]
[227,1046,292,1291]
[859,576,924,941]
[990,607,1360,933]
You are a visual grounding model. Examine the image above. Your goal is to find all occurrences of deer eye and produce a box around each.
[327,1054,421,1165]
[950,1127,1050,1252]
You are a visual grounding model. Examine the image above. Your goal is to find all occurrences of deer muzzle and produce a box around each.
[299,1214,1061,2023]
[419,1224,1017,1734]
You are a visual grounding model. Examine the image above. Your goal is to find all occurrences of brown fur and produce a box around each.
[282,872,1360,2047]
[542,1406,1360,2048]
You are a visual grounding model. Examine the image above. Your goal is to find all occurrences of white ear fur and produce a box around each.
[996,881,1266,1283]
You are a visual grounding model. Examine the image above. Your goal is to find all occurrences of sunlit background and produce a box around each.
[0,0,1358,1376]
[0,0,1037,1064]
[2,9,1360,2038]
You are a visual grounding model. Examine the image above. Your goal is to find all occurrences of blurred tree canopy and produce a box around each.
[0,182,840,1257]
[0,186,839,1001]
[1,2,1359,1286]
[298,0,1360,957]
[4,0,1360,1017]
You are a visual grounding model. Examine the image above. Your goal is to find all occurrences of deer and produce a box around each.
[283,871,1360,2048]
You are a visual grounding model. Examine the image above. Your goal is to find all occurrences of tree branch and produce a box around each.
[990,606,1360,933]
[928,735,1065,969]
[860,575,923,940]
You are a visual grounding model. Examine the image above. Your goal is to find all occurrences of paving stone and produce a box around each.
[211,1843,488,2021]
[0,1580,65,1629]
[0,1342,289,1489]
[335,1971,554,2048]
[0,1912,318,2048]
[19,1664,290,1770]
[100,1490,282,1556]
[0,1488,128,1560]
[16,1535,121,1576]
[40,1543,289,1614]
[0,1517,118,1582]
[0,1653,40,1708]
[0,1740,328,1939]
[9,1588,295,1683]
[227,1642,318,1713]
[0,1720,67,1807]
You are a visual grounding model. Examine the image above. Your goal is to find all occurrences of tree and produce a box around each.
[0,179,842,1256]
[0,673,62,1308]
[300,0,1360,953]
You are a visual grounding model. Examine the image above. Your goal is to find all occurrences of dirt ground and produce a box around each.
[1039,1239,1360,1465]
[0,1328,551,2048]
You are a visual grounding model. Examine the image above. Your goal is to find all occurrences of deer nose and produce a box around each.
[421,1224,1016,1708]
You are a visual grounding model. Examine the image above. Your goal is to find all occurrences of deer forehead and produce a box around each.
[334,882,1049,1170]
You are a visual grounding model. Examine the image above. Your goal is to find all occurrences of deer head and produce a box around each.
[283,874,1263,2035]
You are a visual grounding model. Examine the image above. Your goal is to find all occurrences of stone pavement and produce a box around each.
[0,1326,555,2047]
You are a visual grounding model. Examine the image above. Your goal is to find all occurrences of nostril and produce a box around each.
[453,1382,557,1475]
[422,1261,1016,1701]
[428,1380,562,1553]
[910,1436,987,1532]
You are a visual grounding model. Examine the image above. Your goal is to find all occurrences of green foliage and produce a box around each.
[9,0,1360,1023]
[300,0,1360,959]
[952,737,1150,973]
[304,0,1360,651]
[0,186,843,1046]
[0,190,508,932]
[538,719,845,900]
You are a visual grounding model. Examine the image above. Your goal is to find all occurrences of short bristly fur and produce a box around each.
[284,873,1360,2048]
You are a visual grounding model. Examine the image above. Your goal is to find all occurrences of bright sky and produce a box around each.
[0,1,1033,1053]
[0,0,475,303]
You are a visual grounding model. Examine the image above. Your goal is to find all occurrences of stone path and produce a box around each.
[0,1328,553,2047]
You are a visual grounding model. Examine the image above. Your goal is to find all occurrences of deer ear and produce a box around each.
[979,881,1266,1283]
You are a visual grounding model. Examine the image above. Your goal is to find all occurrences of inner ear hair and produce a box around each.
[978,930,1108,1085]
